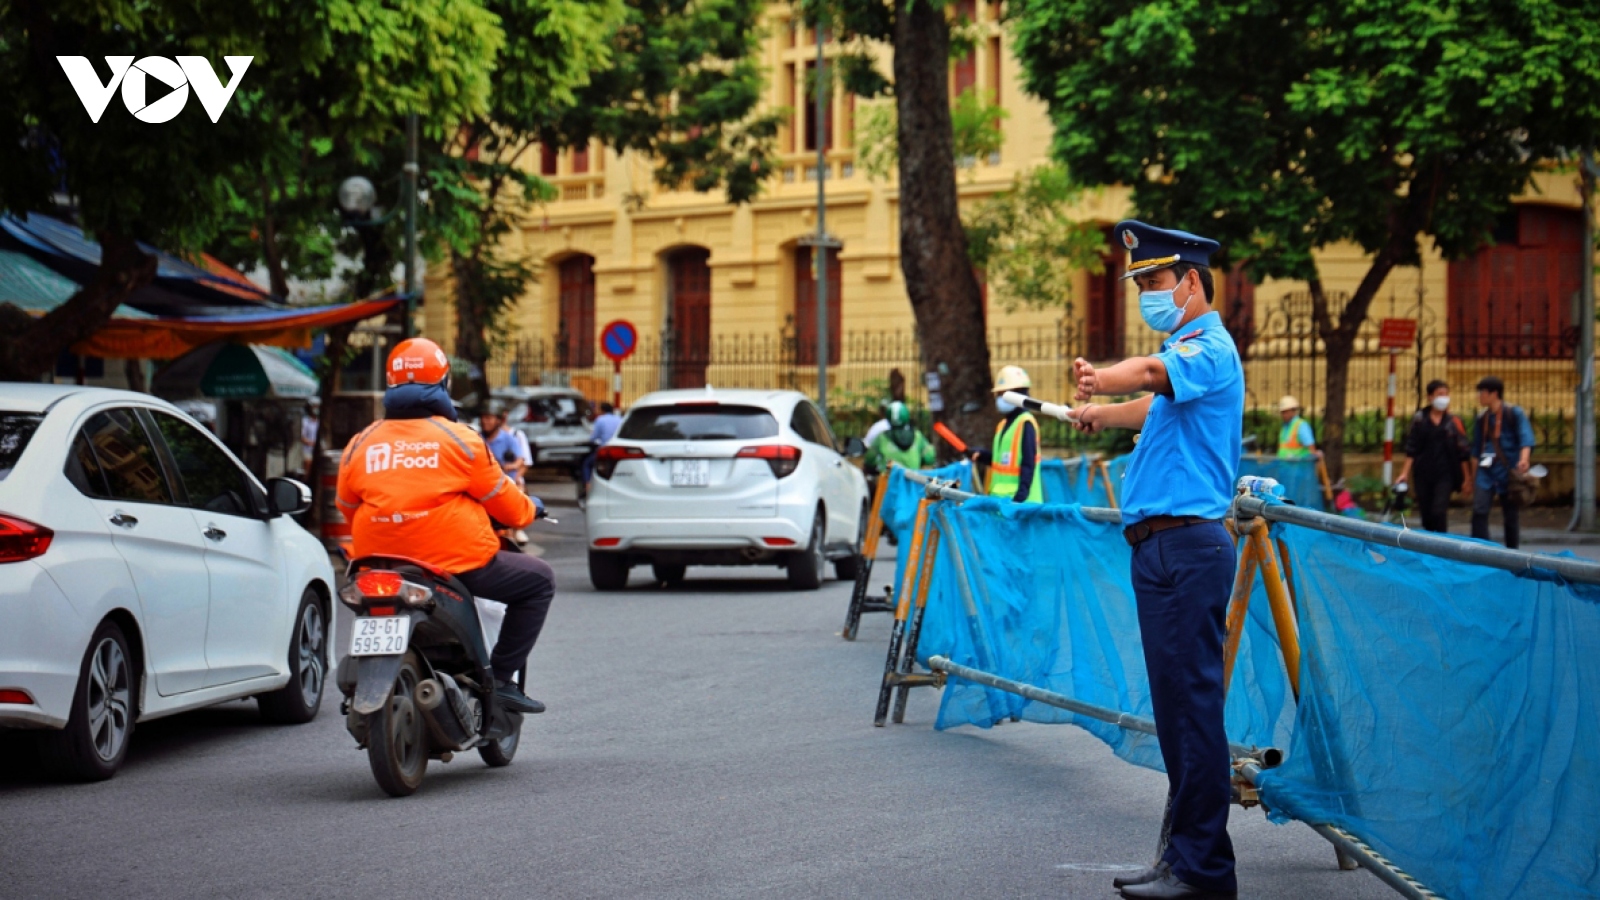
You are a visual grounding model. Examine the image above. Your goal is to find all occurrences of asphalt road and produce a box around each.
[1,510,1424,900]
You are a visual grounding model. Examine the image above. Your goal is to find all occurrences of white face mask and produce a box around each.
[1431,395,1450,411]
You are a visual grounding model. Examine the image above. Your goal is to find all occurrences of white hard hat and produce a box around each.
[993,365,1031,393]
[1278,395,1300,413]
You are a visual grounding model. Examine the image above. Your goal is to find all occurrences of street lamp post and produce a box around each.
[814,22,828,418]
[402,113,419,340]
[1576,148,1597,531]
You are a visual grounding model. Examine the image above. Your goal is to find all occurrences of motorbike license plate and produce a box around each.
[349,616,412,657]
[670,458,710,487]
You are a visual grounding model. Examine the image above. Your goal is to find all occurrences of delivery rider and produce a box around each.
[336,338,550,715]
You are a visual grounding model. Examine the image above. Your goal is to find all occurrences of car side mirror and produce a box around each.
[267,477,313,517]
[843,437,866,458]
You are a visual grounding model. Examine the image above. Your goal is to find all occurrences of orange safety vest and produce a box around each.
[988,412,1043,502]
[336,417,535,574]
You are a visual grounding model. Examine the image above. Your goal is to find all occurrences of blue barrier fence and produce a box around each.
[873,470,1600,899]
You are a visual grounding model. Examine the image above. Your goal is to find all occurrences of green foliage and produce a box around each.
[856,89,1006,181]
[1008,0,1600,281]
[964,163,1106,311]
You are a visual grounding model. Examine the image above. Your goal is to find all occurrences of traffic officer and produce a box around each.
[1071,221,1243,900]
[1276,396,1319,459]
[972,365,1043,503]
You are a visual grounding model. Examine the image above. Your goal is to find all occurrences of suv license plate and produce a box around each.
[670,458,710,487]
[350,616,412,657]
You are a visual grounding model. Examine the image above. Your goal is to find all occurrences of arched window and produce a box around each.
[558,256,596,368]
[794,246,841,365]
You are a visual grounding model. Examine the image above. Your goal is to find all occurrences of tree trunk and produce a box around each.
[893,0,995,455]
[1311,253,1402,481]
[451,250,493,409]
[123,358,148,393]
[0,232,157,382]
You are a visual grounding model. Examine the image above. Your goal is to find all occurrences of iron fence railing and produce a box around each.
[483,300,1584,453]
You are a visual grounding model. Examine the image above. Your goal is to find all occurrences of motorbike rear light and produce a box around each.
[366,605,397,617]
[595,445,645,480]
[762,537,796,547]
[0,514,53,564]
[593,537,621,547]
[737,444,801,478]
[339,571,433,608]
[0,689,34,704]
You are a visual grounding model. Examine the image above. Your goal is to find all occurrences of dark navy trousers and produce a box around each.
[1129,521,1237,893]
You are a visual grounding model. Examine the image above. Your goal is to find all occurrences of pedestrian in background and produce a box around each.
[480,400,533,544]
[1274,395,1320,459]
[1470,376,1535,548]
[1071,221,1242,900]
[300,399,320,479]
[973,366,1042,503]
[1394,380,1470,533]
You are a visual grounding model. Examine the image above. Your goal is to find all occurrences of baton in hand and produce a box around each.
[1001,391,1077,422]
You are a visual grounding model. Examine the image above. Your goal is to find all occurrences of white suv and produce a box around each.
[585,389,868,590]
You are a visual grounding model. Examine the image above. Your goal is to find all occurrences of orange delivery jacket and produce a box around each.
[336,417,536,574]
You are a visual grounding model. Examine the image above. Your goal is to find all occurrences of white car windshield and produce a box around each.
[619,405,779,441]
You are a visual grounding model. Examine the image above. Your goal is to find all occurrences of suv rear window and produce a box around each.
[619,405,779,441]
[0,413,44,481]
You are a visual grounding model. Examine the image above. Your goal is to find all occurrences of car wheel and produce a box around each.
[589,550,630,590]
[833,501,870,581]
[258,588,327,724]
[787,510,826,590]
[39,621,135,781]
[651,563,687,587]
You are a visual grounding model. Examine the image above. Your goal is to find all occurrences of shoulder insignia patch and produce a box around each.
[1175,343,1202,358]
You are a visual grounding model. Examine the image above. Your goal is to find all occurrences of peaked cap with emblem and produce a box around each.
[1113,220,1221,280]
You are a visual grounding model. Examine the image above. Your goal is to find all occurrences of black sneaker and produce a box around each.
[495,679,545,714]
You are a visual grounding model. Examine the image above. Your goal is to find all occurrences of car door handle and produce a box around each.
[109,512,138,528]
[203,525,227,542]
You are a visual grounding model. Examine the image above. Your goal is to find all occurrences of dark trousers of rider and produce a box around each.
[456,551,555,681]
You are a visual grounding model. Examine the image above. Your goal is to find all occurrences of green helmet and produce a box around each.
[887,401,911,427]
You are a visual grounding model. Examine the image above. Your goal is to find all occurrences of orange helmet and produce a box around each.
[385,338,451,387]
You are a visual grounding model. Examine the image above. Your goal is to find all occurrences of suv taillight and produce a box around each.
[595,445,645,479]
[737,444,801,478]
[0,514,53,564]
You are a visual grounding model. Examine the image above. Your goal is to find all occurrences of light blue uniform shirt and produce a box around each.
[1119,311,1245,527]
[591,412,623,445]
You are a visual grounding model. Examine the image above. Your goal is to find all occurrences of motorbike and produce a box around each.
[335,518,551,797]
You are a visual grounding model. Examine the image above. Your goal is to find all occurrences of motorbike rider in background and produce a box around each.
[336,338,551,714]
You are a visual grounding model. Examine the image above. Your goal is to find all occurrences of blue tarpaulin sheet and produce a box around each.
[912,498,1295,771]
[888,481,1599,898]
[1255,527,1600,900]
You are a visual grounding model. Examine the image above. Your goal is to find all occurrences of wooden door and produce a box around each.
[558,255,596,368]
[794,246,842,366]
[1086,227,1125,360]
[669,248,712,388]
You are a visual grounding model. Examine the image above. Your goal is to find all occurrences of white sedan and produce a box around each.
[585,388,869,590]
[0,385,336,780]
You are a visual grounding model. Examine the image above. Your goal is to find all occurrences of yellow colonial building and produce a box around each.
[422,1,1593,431]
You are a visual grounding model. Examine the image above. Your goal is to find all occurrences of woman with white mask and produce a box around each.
[1394,379,1472,532]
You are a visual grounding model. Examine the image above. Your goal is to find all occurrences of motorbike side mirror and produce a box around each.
[843,437,867,458]
[267,477,314,517]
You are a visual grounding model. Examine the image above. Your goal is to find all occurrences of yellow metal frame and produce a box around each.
[1087,458,1120,509]
[1316,458,1335,505]
[861,464,891,561]
[1221,518,1302,701]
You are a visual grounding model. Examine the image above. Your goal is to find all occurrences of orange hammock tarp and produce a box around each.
[69,298,402,359]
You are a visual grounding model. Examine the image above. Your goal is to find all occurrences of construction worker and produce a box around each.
[1276,396,1320,459]
[1071,221,1242,900]
[336,337,551,715]
[865,401,935,474]
[972,365,1043,503]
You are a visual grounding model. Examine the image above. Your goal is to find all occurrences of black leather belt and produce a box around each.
[1122,515,1219,547]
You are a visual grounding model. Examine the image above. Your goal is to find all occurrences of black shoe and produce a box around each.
[494,679,545,714]
[1113,862,1169,889]
[1121,871,1236,900]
